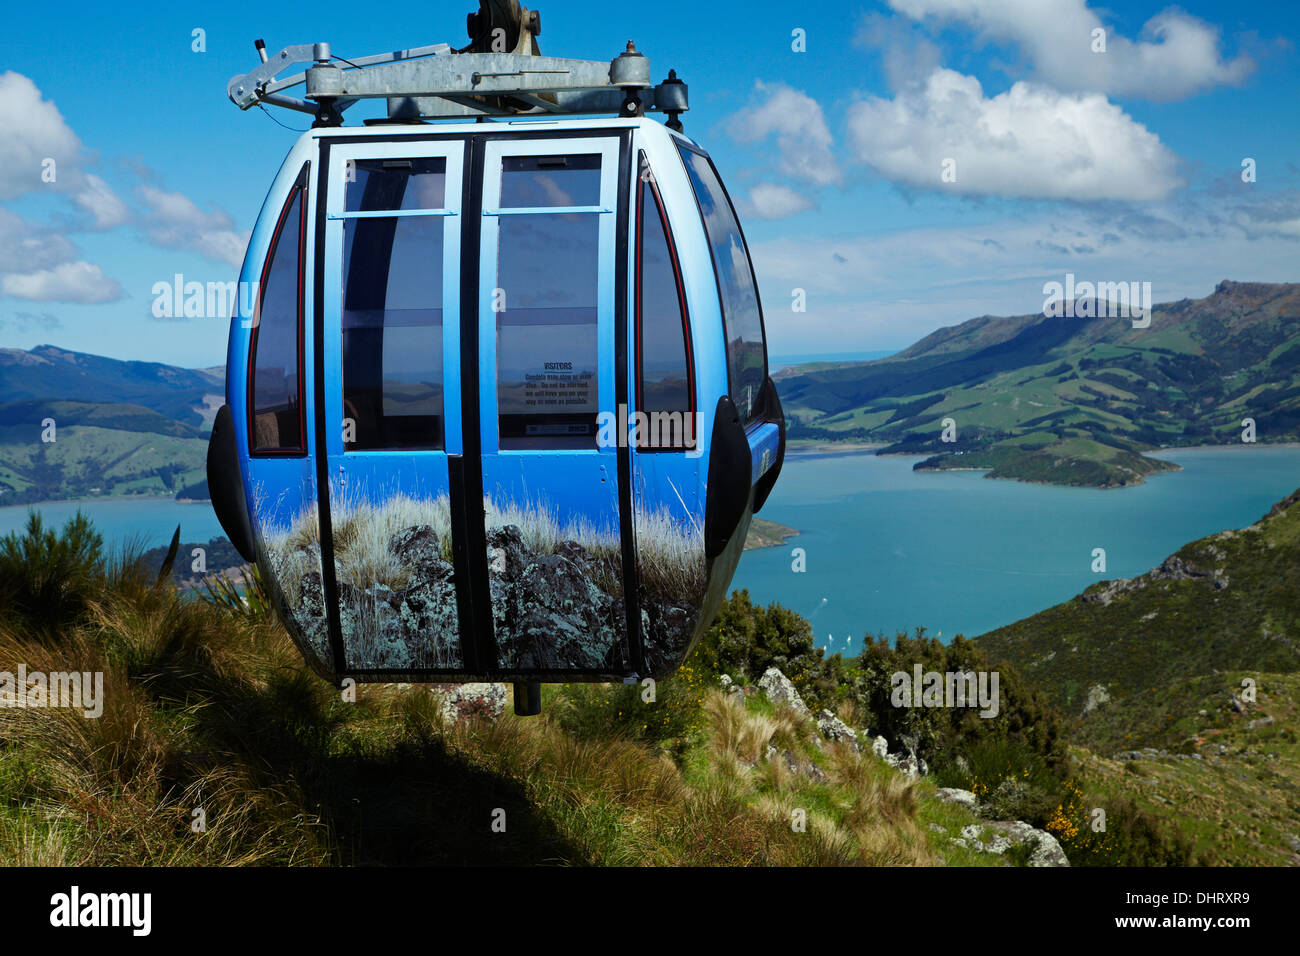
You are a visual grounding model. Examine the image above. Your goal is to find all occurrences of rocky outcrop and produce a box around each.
[935,787,978,810]
[1083,552,1228,607]
[983,821,1070,867]
[1083,683,1111,714]
[816,709,860,750]
[949,820,1069,866]
[765,744,829,783]
[884,751,928,780]
[758,667,810,719]
[432,682,507,722]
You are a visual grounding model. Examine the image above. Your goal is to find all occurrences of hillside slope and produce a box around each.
[977,487,1300,730]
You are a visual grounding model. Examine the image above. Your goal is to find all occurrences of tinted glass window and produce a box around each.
[250,183,304,453]
[345,157,445,211]
[341,158,447,450]
[500,154,601,207]
[495,155,602,450]
[637,164,693,449]
[677,147,767,423]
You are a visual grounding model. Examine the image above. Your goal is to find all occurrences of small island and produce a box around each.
[744,518,799,550]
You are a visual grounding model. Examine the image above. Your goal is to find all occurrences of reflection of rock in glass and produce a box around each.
[256,489,707,677]
[262,494,463,671]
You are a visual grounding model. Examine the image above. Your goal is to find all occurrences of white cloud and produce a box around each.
[0,72,83,201]
[737,183,816,220]
[0,208,121,304]
[749,193,1300,354]
[0,209,79,273]
[136,185,250,268]
[0,71,131,233]
[846,68,1182,201]
[725,83,842,188]
[888,0,1254,101]
[72,174,130,229]
[2,261,122,304]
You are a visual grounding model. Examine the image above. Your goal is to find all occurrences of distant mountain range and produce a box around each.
[5,278,1299,501]
[777,280,1300,487]
[0,345,223,504]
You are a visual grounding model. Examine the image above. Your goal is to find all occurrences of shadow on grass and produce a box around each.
[174,669,582,867]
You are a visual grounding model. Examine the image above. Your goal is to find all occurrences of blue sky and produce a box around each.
[0,0,1296,367]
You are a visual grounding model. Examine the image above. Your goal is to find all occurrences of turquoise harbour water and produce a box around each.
[731,445,1300,653]
[0,497,225,552]
[4,446,1298,653]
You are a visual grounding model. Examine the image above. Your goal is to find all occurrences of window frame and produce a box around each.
[247,164,309,458]
[479,136,620,455]
[674,142,771,427]
[634,150,696,452]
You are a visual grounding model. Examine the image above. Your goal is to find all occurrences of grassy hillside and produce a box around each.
[1073,671,1300,866]
[0,513,1011,866]
[975,489,1300,865]
[777,281,1300,487]
[2,510,1270,867]
[0,515,1159,868]
[0,346,221,504]
[977,488,1300,729]
[0,401,208,503]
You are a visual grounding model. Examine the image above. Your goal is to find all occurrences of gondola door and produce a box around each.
[322,139,467,673]
[475,136,629,673]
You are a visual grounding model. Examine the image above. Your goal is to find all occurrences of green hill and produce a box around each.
[977,487,1300,733]
[0,344,223,504]
[0,345,223,427]
[777,280,1300,487]
[0,401,209,504]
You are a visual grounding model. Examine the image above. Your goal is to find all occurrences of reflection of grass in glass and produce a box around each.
[634,505,706,603]
[329,492,453,591]
[484,494,622,596]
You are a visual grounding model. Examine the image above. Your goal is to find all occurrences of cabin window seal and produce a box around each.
[247,164,308,458]
[674,143,771,429]
[634,151,696,452]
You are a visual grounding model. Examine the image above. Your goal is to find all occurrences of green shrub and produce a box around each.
[0,511,104,638]
[554,657,709,751]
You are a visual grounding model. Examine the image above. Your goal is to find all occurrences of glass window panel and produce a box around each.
[637,173,693,448]
[677,147,768,424]
[500,154,601,208]
[345,157,446,212]
[495,209,600,449]
[251,186,304,453]
[341,210,444,450]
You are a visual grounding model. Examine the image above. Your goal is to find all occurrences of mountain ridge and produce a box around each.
[777,280,1300,487]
